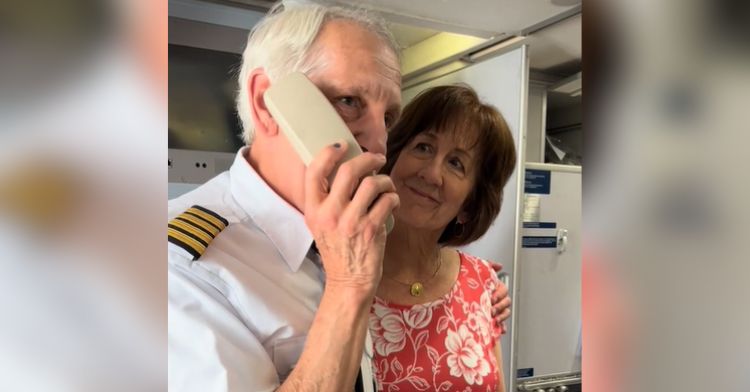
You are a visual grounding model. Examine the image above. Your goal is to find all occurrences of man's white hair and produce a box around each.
[236,0,400,145]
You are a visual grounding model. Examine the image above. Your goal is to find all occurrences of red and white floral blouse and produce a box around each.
[369,251,502,392]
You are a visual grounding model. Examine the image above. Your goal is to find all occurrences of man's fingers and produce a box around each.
[491,262,504,273]
[498,296,511,309]
[305,141,348,208]
[497,282,509,297]
[337,173,396,232]
[366,191,399,229]
[328,153,386,201]
[492,284,509,302]
[347,174,396,217]
[491,300,509,316]
[492,296,511,311]
[496,307,511,323]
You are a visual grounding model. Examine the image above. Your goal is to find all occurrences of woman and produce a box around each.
[369,85,517,391]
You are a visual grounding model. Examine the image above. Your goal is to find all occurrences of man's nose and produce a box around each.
[351,111,387,156]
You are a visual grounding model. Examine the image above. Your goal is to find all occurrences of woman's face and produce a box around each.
[389,129,479,232]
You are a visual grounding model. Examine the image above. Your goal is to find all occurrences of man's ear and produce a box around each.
[247,68,279,137]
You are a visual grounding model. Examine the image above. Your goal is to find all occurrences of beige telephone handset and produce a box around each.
[264,72,394,234]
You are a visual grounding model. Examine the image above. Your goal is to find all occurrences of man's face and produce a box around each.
[306,20,402,155]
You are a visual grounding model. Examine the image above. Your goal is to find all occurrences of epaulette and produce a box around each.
[168,205,228,260]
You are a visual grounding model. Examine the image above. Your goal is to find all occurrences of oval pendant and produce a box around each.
[410,282,423,297]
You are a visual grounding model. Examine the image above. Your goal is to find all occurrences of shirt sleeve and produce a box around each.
[169,265,280,392]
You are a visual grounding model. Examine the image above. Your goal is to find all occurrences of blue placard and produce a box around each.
[523,222,557,229]
[517,367,534,378]
[525,169,551,194]
[522,236,557,248]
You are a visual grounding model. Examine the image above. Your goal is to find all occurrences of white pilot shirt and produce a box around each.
[168,147,374,392]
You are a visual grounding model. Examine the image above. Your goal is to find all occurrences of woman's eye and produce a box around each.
[414,143,432,153]
[449,158,465,172]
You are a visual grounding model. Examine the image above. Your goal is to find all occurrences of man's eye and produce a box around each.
[333,97,361,121]
[337,96,358,107]
[384,114,394,129]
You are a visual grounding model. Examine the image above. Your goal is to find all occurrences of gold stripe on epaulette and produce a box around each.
[168,205,227,261]
[169,218,213,244]
[168,227,206,254]
[187,207,227,231]
[177,214,221,237]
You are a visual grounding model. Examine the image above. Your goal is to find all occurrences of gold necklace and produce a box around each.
[383,249,443,297]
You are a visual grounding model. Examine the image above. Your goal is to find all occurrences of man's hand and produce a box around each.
[490,263,511,334]
[281,141,398,392]
[304,141,400,297]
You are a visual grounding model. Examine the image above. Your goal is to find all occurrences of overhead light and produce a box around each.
[466,36,528,62]
[550,0,581,6]
[223,0,276,11]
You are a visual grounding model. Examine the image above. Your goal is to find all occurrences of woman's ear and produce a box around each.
[457,211,470,224]
[247,68,279,137]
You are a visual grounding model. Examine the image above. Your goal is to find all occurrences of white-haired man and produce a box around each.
[168,2,510,391]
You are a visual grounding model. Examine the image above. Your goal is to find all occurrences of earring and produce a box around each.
[455,221,465,236]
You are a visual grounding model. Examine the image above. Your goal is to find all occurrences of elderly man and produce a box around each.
[168,2,510,391]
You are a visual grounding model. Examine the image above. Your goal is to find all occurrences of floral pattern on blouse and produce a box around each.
[369,252,502,391]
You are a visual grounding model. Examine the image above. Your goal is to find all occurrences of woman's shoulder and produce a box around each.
[457,250,501,279]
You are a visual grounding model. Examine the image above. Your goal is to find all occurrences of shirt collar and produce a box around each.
[229,147,313,272]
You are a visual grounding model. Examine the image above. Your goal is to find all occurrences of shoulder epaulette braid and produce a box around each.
[168,205,228,260]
